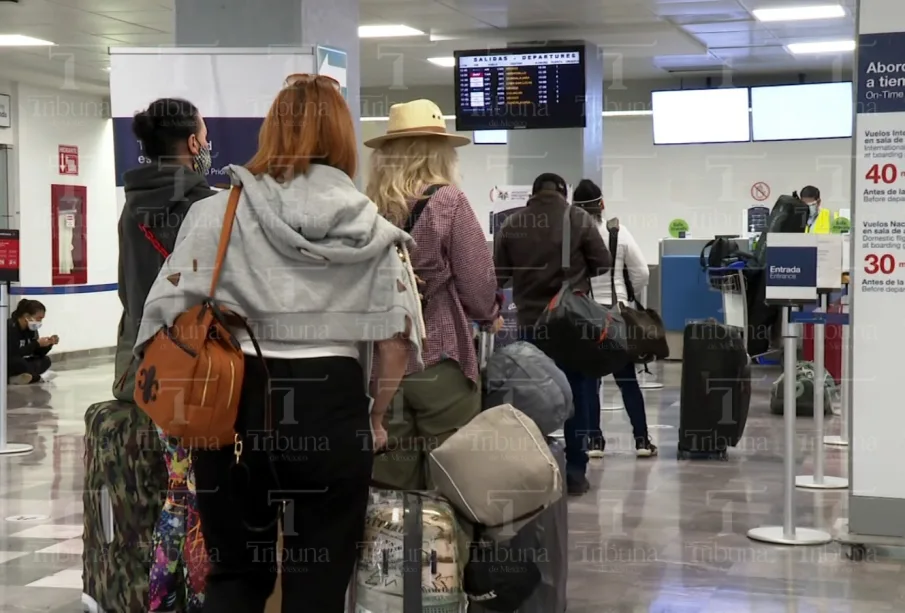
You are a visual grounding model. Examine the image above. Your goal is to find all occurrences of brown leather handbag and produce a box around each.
[606,220,669,363]
[134,186,260,449]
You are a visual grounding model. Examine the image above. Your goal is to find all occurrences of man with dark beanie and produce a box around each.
[495,172,612,495]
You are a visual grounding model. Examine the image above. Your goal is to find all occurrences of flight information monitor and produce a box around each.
[454,46,587,131]
[751,82,853,141]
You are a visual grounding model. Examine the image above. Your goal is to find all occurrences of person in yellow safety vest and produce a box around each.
[800,185,837,234]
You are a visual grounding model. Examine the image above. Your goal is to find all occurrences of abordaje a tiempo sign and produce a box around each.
[851,0,905,512]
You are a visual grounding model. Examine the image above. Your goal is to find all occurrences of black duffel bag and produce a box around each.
[606,220,669,363]
[534,220,630,378]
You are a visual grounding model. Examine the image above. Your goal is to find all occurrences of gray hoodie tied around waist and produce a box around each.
[134,163,424,370]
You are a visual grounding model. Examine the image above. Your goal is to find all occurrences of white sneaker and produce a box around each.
[588,449,605,459]
[9,374,33,386]
[39,370,58,382]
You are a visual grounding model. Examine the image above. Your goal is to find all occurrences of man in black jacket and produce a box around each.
[495,173,612,495]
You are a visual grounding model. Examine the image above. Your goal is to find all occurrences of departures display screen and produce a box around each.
[454,46,587,131]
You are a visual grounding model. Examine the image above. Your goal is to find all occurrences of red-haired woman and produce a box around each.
[133,75,424,612]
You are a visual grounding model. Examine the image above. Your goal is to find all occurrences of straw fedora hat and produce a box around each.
[364,99,471,148]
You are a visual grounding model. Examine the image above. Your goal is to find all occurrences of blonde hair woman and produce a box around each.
[366,99,502,490]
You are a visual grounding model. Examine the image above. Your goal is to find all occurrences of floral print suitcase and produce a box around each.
[352,489,465,613]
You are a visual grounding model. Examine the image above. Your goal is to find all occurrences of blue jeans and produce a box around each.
[589,361,650,445]
[520,328,595,478]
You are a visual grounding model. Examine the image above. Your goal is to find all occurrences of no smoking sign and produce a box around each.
[751,181,771,201]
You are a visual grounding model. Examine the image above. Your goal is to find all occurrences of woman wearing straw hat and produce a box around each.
[365,99,503,491]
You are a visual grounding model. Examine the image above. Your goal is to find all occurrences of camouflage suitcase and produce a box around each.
[112,313,138,403]
[82,400,167,613]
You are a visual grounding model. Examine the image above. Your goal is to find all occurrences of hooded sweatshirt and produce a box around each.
[113,165,216,400]
[134,164,424,369]
[118,164,216,326]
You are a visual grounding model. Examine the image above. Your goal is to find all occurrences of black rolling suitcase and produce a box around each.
[678,322,751,460]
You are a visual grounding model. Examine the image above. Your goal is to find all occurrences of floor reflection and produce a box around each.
[0,361,898,612]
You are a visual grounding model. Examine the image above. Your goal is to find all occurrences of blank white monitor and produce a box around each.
[751,82,853,141]
[651,88,751,145]
[474,130,508,145]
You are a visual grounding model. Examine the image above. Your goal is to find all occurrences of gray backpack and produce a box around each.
[483,341,573,435]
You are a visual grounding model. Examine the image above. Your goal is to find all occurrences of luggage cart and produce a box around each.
[707,261,750,358]
[707,261,779,363]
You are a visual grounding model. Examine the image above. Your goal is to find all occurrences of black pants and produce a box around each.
[194,356,373,613]
[9,355,51,382]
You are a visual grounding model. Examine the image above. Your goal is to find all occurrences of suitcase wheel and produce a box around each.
[845,544,870,562]
[676,447,729,461]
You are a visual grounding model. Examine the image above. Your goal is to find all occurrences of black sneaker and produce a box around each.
[587,436,605,459]
[567,473,591,496]
[636,439,658,458]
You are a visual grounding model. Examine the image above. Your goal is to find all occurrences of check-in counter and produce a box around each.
[659,237,750,359]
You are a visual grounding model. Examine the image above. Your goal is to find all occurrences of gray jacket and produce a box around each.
[134,164,424,367]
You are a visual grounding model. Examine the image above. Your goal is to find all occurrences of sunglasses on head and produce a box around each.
[284,73,341,90]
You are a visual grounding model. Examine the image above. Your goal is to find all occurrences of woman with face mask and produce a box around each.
[116,98,216,613]
[575,179,658,459]
[7,299,58,385]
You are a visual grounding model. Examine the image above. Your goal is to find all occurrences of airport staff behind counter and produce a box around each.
[798,185,838,234]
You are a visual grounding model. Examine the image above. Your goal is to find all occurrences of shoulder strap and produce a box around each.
[138,223,169,259]
[606,225,618,305]
[561,206,571,274]
[624,266,638,306]
[403,184,444,234]
[607,223,640,307]
[700,239,716,270]
[208,186,241,297]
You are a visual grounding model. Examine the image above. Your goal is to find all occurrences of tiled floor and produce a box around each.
[0,359,902,612]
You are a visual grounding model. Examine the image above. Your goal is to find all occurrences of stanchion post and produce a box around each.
[814,293,826,482]
[749,233,830,544]
[0,282,34,457]
[795,294,847,489]
[795,293,848,490]
[747,305,832,545]
[783,307,796,536]
[637,363,664,390]
[826,289,850,448]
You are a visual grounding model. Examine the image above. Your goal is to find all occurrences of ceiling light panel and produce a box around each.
[427,57,455,67]
[786,40,855,54]
[752,5,846,22]
[0,34,55,46]
[358,25,424,38]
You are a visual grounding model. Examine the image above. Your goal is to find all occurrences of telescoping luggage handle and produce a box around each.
[478,329,495,370]
[402,492,424,613]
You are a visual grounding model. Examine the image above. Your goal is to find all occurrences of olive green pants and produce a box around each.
[372,360,481,491]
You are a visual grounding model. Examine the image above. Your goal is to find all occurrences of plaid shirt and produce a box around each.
[406,186,500,383]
